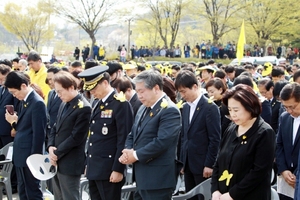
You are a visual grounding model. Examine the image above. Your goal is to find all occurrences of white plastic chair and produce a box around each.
[172,178,212,200]
[271,188,280,200]
[26,154,57,181]
[0,142,14,200]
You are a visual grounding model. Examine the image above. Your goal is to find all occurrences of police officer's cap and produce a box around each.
[78,66,109,91]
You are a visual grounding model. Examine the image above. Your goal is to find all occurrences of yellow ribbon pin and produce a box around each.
[176,100,183,109]
[114,91,126,102]
[219,170,233,186]
[160,98,168,108]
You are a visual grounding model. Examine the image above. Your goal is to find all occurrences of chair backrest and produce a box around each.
[0,142,13,160]
[271,188,280,200]
[26,154,57,180]
[0,142,14,177]
[172,178,212,200]
[121,165,134,200]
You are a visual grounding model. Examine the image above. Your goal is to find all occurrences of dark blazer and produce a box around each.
[48,94,91,176]
[125,96,181,190]
[270,98,281,133]
[14,91,47,167]
[0,86,16,137]
[86,91,133,180]
[129,93,142,117]
[180,95,221,174]
[276,112,300,174]
[46,90,62,129]
[261,99,272,125]
[211,117,275,200]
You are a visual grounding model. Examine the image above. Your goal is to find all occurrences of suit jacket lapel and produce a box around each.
[182,104,190,134]
[56,96,80,131]
[17,92,35,122]
[134,96,165,142]
[292,118,300,152]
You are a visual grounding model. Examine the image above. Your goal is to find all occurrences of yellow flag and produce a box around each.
[236,20,246,65]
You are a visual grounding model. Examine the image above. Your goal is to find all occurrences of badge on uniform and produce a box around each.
[102,123,108,135]
[101,109,113,118]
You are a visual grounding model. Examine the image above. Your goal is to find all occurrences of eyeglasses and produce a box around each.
[283,102,300,111]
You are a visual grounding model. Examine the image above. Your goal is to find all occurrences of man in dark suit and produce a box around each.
[78,66,134,200]
[111,76,142,116]
[0,64,18,193]
[0,64,15,147]
[174,70,221,200]
[257,78,281,133]
[119,70,181,200]
[277,83,300,200]
[45,66,62,194]
[46,67,62,144]
[5,71,47,200]
[47,71,91,200]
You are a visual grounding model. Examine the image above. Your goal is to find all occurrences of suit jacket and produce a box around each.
[180,95,221,174]
[86,91,133,180]
[48,94,91,176]
[0,86,17,136]
[211,117,275,200]
[46,90,62,129]
[129,93,142,117]
[13,91,47,167]
[276,112,300,174]
[270,98,281,133]
[125,95,181,190]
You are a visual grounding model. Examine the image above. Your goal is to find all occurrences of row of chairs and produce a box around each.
[0,142,281,200]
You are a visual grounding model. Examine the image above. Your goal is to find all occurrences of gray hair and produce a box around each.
[19,59,28,67]
[133,69,163,90]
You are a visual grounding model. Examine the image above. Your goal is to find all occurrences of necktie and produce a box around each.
[138,107,151,131]
[0,87,4,101]
[19,100,25,114]
[61,102,70,118]
[52,91,57,100]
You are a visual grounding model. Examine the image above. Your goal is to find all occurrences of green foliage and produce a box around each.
[0,2,55,51]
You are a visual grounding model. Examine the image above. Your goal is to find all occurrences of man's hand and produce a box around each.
[219,192,233,200]
[31,83,44,99]
[212,190,222,200]
[119,149,137,164]
[11,129,16,137]
[282,170,296,187]
[48,146,58,166]
[5,110,18,124]
[110,171,123,183]
[203,167,213,178]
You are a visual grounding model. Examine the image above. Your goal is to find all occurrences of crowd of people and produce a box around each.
[1,51,300,200]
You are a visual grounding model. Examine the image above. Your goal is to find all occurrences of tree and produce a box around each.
[139,0,189,48]
[241,0,299,50]
[197,0,249,44]
[51,0,116,58]
[0,2,55,52]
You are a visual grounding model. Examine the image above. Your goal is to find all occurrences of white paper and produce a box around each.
[6,146,13,160]
[277,175,294,198]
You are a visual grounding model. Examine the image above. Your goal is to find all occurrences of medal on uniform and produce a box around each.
[102,123,108,135]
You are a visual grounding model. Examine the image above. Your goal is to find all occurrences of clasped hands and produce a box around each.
[119,149,137,164]
[212,191,233,200]
[48,146,58,166]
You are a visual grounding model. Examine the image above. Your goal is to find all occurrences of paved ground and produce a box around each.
[3,192,90,200]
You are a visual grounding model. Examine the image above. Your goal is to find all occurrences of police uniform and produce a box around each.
[78,66,134,200]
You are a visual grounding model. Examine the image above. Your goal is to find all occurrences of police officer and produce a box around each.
[78,66,134,200]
